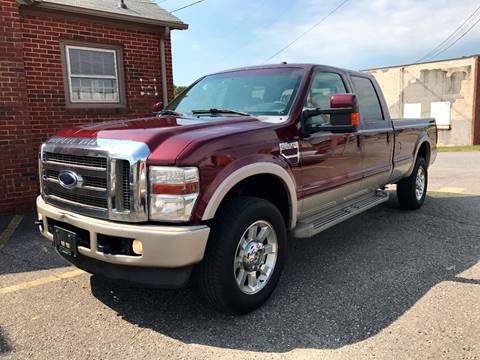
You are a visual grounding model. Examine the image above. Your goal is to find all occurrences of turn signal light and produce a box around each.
[152,182,199,195]
[132,239,143,255]
[351,112,360,126]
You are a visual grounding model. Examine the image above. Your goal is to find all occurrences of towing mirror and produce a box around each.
[303,93,359,134]
[152,101,164,113]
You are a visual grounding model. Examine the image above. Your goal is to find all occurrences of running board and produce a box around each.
[293,189,389,239]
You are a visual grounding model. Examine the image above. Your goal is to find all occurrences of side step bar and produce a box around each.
[293,189,389,239]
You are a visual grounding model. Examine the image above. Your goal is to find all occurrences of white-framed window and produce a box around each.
[66,45,119,103]
[61,41,125,108]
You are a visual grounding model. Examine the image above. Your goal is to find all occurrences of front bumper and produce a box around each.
[37,196,210,276]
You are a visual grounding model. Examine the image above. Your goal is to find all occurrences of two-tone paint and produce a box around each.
[52,64,437,230]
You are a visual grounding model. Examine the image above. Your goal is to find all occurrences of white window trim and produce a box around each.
[65,45,120,104]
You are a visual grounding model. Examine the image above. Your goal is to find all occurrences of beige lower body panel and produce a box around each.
[297,171,392,221]
[36,196,210,268]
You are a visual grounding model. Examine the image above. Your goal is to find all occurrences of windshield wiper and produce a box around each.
[191,108,250,116]
[159,109,185,116]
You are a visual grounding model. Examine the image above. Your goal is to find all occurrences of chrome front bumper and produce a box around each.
[36,196,210,268]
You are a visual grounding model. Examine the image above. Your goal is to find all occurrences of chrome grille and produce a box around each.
[45,169,107,189]
[43,152,109,211]
[40,137,150,222]
[44,152,107,169]
[47,186,108,209]
[122,160,131,210]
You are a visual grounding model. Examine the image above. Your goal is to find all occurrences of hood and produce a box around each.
[55,115,278,163]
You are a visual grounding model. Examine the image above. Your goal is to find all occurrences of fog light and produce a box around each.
[132,240,143,255]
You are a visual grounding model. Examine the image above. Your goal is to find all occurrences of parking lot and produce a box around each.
[0,152,479,360]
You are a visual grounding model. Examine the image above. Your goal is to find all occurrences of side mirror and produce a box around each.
[303,93,359,134]
[152,101,164,113]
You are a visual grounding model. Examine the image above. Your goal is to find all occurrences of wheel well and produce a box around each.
[220,174,291,226]
[417,142,430,165]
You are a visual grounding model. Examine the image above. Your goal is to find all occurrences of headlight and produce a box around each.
[148,166,199,222]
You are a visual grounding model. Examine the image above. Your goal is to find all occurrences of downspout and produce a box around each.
[471,56,480,145]
[400,66,405,117]
[160,27,170,107]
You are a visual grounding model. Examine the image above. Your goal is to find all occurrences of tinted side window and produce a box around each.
[304,72,346,128]
[351,76,383,122]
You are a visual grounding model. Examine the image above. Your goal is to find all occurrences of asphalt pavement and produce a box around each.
[0,152,479,359]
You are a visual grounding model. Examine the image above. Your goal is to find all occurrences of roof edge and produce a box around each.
[17,0,188,30]
[363,54,479,72]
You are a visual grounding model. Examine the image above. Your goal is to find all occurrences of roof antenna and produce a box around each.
[119,0,128,9]
[281,61,287,64]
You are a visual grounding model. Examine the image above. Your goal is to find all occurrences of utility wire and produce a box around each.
[414,3,480,63]
[263,0,350,63]
[427,15,480,61]
[170,0,205,13]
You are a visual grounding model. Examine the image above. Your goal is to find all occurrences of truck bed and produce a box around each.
[390,118,437,183]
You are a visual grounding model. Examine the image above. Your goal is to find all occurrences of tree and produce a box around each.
[174,85,187,97]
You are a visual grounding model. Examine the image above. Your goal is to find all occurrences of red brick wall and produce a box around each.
[0,0,175,214]
[0,0,32,213]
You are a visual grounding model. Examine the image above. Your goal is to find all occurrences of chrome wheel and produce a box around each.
[415,166,426,201]
[233,220,278,295]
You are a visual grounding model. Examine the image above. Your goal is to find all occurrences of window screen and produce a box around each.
[66,46,120,103]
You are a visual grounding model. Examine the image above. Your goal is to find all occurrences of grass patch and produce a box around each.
[437,145,480,152]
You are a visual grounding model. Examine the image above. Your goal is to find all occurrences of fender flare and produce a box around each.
[201,162,298,229]
[406,136,432,177]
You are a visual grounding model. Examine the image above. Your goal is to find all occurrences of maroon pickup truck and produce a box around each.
[36,64,437,314]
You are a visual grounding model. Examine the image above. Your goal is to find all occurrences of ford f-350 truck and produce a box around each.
[36,64,437,314]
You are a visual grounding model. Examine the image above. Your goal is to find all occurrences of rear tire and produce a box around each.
[194,196,287,314]
[397,156,428,210]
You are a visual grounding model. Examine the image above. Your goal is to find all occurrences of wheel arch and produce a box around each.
[201,163,297,229]
[405,137,432,178]
[417,141,431,166]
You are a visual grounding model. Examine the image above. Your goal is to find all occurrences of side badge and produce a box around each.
[279,141,300,166]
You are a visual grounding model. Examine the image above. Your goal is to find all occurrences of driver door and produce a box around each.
[299,71,363,219]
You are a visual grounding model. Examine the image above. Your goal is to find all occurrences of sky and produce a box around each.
[155,0,480,85]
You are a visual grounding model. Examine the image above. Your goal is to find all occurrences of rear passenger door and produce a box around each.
[350,75,394,189]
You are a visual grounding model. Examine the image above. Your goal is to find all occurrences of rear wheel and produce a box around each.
[194,196,287,314]
[397,156,428,210]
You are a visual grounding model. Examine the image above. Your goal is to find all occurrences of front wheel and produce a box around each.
[194,196,287,314]
[397,156,428,210]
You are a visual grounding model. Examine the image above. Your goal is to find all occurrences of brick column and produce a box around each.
[0,0,36,213]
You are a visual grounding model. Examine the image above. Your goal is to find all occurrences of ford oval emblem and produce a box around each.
[58,171,83,189]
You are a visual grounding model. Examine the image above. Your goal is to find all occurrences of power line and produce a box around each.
[414,3,480,63]
[170,0,205,13]
[427,16,480,60]
[415,3,480,62]
[263,0,350,63]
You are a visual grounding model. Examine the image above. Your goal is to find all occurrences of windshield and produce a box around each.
[167,68,305,116]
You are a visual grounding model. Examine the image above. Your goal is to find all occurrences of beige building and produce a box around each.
[364,56,480,145]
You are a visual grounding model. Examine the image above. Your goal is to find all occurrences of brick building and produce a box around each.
[0,0,187,213]
[364,55,480,146]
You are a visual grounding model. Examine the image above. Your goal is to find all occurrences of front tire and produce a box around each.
[397,156,428,210]
[194,196,287,314]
